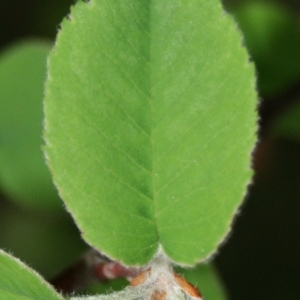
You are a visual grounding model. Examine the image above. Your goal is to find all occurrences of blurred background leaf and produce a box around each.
[0,0,88,283]
[231,1,300,98]
[0,0,300,299]
[0,40,62,210]
[273,99,300,140]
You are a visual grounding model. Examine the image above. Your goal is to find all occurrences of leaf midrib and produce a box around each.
[148,1,160,247]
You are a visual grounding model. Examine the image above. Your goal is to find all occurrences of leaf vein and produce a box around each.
[100,51,150,101]
[109,5,150,64]
[155,75,230,161]
[53,113,153,204]
[156,185,205,216]
[128,2,150,36]
[156,160,194,195]
[61,75,152,174]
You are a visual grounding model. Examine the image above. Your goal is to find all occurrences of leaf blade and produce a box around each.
[44,0,257,265]
[0,250,64,300]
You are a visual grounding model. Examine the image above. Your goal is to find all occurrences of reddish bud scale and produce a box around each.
[151,289,167,300]
[130,268,202,299]
[174,273,202,299]
[130,268,151,286]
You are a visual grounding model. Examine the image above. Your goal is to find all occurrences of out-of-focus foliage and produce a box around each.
[232,1,300,97]
[0,40,64,210]
[0,199,87,278]
[0,0,88,286]
[273,99,300,140]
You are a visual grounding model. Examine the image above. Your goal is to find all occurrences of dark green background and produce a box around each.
[0,0,300,299]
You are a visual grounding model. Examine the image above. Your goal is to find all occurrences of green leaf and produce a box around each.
[0,249,64,300]
[44,0,257,265]
[0,40,62,210]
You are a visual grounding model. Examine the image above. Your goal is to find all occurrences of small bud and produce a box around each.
[151,289,167,300]
[174,273,202,299]
[130,268,151,286]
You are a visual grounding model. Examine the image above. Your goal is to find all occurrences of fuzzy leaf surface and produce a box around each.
[0,250,64,300]
[44,0,257,265]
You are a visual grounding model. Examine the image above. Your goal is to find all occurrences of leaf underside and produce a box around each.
[0,250,63,300]
[44,0,257,266]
